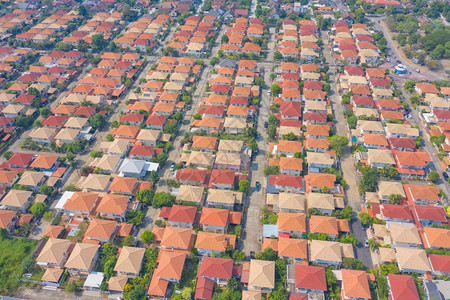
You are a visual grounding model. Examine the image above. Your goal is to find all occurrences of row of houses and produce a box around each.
[331,21,380,65]
[220,17,263,56]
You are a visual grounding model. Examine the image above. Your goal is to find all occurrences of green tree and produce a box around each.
[239,180,250,193]
[328,135,349,157]
[254,247,277,261]
[428,170,440,182]
[342,257,364,270]
[254,77,264,86]
[388,193,402,204]
[152,192,175,207]
[30,202,47,218]
[126,210,144,225]
[270,83,281,95]
[122,235,135,246]
[354,8,366,23]
[91,34,107,52]
[360,167,379,192]
[3,151,13,160]
[141,230,154,245]
[210,57,219,65]
[136,188,154,206]
[88,113,106,130]
[39,185,52,195]
[359,212,373,227]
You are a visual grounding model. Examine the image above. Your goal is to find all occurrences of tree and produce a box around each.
[65,282,77,293]
[354,8,365,23]
[239,180,250,193]
[141,230,154,245]
[342,257,364,270]
[274,51,282,60]
[359,212,373,227]
[270,83,281,95]
[254,247,277,261]
[431,44,446,60]
[88,113,106,130]
[428,170,440,182]
[78,5,87,17]
[282,132,297,141]
[254,77,264,86]
[328,135,349,157]
[264,166,280,176]
[388,193,402,204]
[91,34,107,52]
[39,185,52,195]
[122,235,135,246]
[360,167,379,192]
[30,202,47,218]
[136,188,154,206]
[3,151,13,160]
[125,284,146,300]
[152,192,175,207]
[210,57,219,65]
[126,210,144,225]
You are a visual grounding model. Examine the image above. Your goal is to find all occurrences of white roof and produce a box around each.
[83,272,104,289]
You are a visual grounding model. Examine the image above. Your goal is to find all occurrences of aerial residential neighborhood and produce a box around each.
[0,0,448,299]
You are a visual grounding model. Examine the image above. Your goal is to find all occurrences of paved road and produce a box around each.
[242,27,276,254]
[322,31,373,268]
[370,17,448,82]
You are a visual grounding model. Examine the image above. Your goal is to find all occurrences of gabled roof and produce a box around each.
[197,257,233,280]
[428,254,450,274]
[295,264,327,291]
[413,205,447,223]
[381,204,412,221]
[30,155,58,169]
[388,274,420,300]
[341,269,371,299]
[423,227,450,249]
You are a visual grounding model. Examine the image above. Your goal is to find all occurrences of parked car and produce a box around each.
[364,237,369,247]
[170,163,175,171]
[255,182,261,191]
[264,121,268,128]
[443,172,449,181]
[250,251,255,259]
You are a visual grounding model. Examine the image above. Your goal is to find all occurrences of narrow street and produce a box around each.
[242,27,276,253]
[321,32,373,268]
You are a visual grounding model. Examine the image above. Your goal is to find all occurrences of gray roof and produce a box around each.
[219,59,238,69]
[262,224,278,238]
[424,280,450,300]
[119,158,146,174]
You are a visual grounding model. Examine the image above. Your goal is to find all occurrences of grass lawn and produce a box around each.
[0,235,37,296]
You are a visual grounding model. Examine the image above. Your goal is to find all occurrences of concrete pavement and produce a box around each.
[322,31,373,268]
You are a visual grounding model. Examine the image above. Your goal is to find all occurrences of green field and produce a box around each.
[0,233,38,295]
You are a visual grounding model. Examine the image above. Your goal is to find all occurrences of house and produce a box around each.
[363,134,388,149]
[276,192,306,213]
[404,184,441,205]
[199,207,229,233]
[305,173,336,193]
[395,248,431,274]
[309,240,343,266]
[272,140,302,157]
[367,149,395,168]
[307,152,335,172]
[40,268,64,287]
[293,265,327,294]
[113,246,145,278]
[0,189,33,212]
[214,152,246,171]
[92,155,122,175]
[428,254,450,277]
[197,257,233,286]
[79,174,111,192]
[17,171,46,192]
[118,158,150,179]
[277,212,306,237]
[0,171,19,187]
[61,192,100,218]
[147,251,186,298]
[30,155,59,172]
[388,223,422,248]
[165,204,197,228]
[218,139,244,153]
[64,243,99,276]
[176,185,204,206]
[28,127,57,144]
[423,227,450,249]
[307,193,339,215]
[136,129,160,147]
[0,209,17,234]
[209,169,235,189]
[84,219,117,243]
[380,202,412,223]
[96,194,129,222]
[36,238,72,268]
[341,269,371,300]
[206,189,243,210]
[248,260,275,293]
[108,276,128,295]
[309,215,343,240]
[108,176,138,196]
[268,174,303,193]
[387,274,420,300]
[277,238,308,262]
[175,169,208,185]
[159,226,194,252]
[413,205,447,227]
[195,231,236,256]
[191,136,218,152]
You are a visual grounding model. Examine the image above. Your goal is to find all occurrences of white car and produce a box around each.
[267,90,271,95]
[364,237,369,248]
